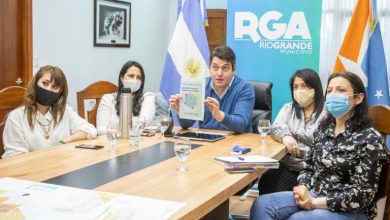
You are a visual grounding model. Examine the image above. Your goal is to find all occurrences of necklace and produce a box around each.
[304,114,312,123]
[36,118,52,139]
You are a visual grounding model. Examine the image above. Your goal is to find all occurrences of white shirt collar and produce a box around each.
[210,76,235,99]
[35,109,54,124]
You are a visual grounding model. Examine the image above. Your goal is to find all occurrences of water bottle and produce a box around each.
[130,117,140,147]
[163,111,174,137]
[119,88,132,139]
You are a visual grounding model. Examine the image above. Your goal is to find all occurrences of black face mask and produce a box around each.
[35,84,61,106]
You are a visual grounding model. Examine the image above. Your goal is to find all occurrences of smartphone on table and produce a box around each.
[140,130,155,137]
[75,144,104,150]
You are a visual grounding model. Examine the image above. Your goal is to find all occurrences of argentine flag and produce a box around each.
[160,0,210,103]
[333,0,389,106]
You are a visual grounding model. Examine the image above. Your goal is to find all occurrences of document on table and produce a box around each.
[179,78,205,121]
[215,155,279,165]
[0,177,184,219]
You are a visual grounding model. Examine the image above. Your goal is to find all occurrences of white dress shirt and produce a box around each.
[2,105,97,158]
[210,76,235,99]
[96,92,155,135]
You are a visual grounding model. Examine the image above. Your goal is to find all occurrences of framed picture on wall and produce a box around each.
[94,0,131,47]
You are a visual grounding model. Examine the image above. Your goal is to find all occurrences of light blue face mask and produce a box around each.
[325,93,353,118]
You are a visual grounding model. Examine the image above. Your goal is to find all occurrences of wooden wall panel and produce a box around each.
[205,9,227,53]
[0,0,32,89]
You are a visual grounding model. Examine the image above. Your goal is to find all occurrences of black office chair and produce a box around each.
[249,80,273,133]
[229,81,273,220]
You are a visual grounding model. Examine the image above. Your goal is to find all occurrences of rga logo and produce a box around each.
[235,11,313,55]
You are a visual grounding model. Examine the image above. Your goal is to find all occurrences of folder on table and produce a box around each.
[214,155,279,169]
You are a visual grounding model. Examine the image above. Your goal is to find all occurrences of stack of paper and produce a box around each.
[214,155,279,169]
[0,177,184,219]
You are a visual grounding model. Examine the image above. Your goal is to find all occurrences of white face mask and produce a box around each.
[122,79,141,93]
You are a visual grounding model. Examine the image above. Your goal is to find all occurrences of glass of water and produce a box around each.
[158,115,170,140]
[174,137,191,172]
[257,119,271,145]
[138,116,146,132]
[106,124,120,153]
[130,117,141,147]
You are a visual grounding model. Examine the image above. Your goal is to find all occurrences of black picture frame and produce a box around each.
[94,0,131,47]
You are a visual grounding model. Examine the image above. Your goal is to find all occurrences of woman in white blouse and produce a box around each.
[257,68,326,195]
[96,60,155,135]
[2,65,97,158]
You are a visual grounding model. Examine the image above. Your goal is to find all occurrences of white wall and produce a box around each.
[33,0,177,108]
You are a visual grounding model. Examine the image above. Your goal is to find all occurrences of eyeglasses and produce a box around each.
[211,64,231,72]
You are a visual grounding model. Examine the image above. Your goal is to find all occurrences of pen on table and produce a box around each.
[237,157,245,161]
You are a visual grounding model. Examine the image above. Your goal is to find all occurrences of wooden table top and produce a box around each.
[0,132,287,219]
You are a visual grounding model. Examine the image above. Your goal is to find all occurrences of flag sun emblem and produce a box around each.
[184,58,202,78]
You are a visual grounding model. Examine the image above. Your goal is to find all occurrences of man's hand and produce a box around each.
[169,94,181,114]
[282,136,300,157]
[203,97,225,122]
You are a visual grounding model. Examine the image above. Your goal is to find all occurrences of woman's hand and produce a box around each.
[293,185,310,201]
[62,131,90,144]
[282,136,300,157]
[293,185,313,210]
[169,94,181,114]
[294,194,314,210]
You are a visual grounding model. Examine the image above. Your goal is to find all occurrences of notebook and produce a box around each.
[214,155,279,167]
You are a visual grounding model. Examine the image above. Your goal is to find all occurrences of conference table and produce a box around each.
[0,131,287,219]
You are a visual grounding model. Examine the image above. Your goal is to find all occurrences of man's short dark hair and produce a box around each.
[210,46,236,71]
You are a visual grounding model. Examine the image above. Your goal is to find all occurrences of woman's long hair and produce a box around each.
[115,61,145,116]
[24,65,68,129]
[289,68,324,120]
[320,72,370,132]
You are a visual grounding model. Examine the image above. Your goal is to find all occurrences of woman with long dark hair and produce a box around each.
[251,72,388,220]
[258,68,326,195]
[2,65,97,158]
[96,60,155,135]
